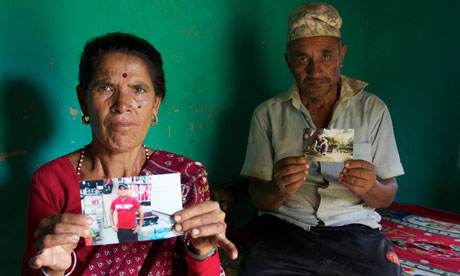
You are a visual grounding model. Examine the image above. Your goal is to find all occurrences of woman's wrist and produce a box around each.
[185,243,216,261]
[40,250,77,276]
[40,268,65,276]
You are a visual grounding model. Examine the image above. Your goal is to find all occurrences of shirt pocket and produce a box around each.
[353,142,372,163]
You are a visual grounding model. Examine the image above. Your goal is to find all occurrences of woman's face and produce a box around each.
[78,52,161,153]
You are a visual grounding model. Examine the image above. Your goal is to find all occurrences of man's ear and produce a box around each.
[284,52,294,74]
[76,85,88,116]
[339,43,347,68]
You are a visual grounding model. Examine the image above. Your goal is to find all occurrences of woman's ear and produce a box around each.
[76,85,88,116]
[152,95,161,116]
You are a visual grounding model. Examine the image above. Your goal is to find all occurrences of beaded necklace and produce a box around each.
[77,144,150,176]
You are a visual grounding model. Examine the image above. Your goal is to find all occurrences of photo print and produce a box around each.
[303,128,354,162]
[80,173,182,246]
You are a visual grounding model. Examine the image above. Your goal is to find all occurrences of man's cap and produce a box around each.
[287,2,342,43]
[118,183,129,189]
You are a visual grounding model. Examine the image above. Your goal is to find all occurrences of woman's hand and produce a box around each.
[29,213,93,276]
[173,201,238,260]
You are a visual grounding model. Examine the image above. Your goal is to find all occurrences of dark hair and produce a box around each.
[78,32,166,100]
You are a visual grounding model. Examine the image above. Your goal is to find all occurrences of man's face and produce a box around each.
[118,186,128,197]
[285,36,346,100]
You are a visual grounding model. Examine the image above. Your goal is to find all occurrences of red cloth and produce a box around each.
[110,196,141,229]
[21,150,223,276]
[379,203,460,275]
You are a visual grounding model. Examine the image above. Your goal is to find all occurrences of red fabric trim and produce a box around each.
[390,203,460,224]
[185,252,221,276]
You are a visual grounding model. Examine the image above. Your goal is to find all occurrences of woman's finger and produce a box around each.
[35,223,91,251]
[187,222,227,238]
[30,246,72,271]
[35,214,93,238]
[174,201,220,222]
[41,233,81,249]
[175,210,225,233]
[217,235,238,260]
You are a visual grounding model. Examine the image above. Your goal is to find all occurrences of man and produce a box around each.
[313,133,328,155]
[239,2,404,275]
[110,183,144,243]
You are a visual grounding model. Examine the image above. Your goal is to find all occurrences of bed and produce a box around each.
[378,203,460,276]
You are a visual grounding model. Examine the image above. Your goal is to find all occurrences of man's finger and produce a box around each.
[344,160,375,172]
[283,179,306,195]
[339,175,368,188]
[341,168,374,180]
[274,163,309,179]
[274,156,307,170]
[278,171,307,188]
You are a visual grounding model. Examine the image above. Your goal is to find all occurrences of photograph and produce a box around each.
[303,128,354,162]
[80,173,183,246]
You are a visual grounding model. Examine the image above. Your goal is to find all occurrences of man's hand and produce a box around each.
[273,156,310,195]
[133,225,142,234]
[339,160,376,196]
[111,225,118,232]
[173,201,238,260]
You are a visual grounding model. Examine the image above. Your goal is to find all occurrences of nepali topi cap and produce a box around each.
[287,2,342,43]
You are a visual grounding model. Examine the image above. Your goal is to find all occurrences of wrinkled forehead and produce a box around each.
[93,52,150,77]
[287,36,342,56]
[87,52,154,88]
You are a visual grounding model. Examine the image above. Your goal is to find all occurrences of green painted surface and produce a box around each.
[1,0,459,273]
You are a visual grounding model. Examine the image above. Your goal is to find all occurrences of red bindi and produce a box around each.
[122,73,127,78]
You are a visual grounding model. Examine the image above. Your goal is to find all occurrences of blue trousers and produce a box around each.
[316,143,328,154]
[117,228,138,243]
[238,215,403,276]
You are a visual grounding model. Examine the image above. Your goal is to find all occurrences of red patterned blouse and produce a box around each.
[22,150,223,276]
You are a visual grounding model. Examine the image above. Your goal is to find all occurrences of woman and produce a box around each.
[22,32,237,276]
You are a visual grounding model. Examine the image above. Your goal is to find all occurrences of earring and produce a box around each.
[81,115,90,125]
[151,114,158,126]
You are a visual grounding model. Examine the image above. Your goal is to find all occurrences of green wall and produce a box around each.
[1,0,459,274]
